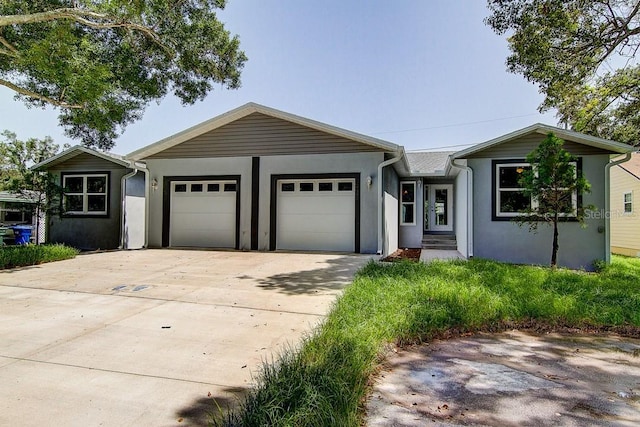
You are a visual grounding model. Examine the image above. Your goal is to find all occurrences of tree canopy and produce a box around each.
[0,1,247,149]
[486,0,640,144]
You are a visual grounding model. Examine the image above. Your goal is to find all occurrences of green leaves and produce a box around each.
[0,1,247,149]
[486,0,640,144]
[515,133,593,266]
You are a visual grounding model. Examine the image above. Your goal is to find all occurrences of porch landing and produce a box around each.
[419,249,464,262]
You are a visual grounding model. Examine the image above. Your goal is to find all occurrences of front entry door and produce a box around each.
[424,184,453,232]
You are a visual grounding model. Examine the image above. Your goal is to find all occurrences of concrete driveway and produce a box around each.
[0,249,372,426]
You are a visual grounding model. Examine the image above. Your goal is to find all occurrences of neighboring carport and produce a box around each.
[0,249,372,426]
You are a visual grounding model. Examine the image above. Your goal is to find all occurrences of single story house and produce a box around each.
[33,103,635,269]
[610,153,640,257]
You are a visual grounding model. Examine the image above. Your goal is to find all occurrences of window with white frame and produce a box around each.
[495,162,578,218]
[624,192,633,213]
[400,181,416,225]
[495,163,533,217]
[63,173,108,215]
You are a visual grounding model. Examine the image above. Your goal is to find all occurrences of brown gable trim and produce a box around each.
[619,164,640,181]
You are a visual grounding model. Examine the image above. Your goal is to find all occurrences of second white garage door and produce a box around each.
[277,178,356,252]
[170,180,236,248]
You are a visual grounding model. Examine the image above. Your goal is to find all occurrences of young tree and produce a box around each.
[0,1,247,150]
[0,130,63,243]
[486,0,640,144]
[516,133,592,267]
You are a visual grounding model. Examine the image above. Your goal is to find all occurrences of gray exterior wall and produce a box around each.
[48,156,129,250]
[468,154,609,270]
[146,113,380,159]
[454,167,469,257]
[398,178,423,248]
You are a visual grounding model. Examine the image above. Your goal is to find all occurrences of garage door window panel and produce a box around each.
[300,183,314,192]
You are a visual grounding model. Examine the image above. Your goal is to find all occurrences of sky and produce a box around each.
[0,0,558,155]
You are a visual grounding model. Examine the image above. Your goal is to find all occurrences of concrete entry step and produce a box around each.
[422,234,457,250]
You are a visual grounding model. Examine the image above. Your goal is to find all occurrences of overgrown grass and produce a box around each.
[217,256,640,426]
[0,244,79,269]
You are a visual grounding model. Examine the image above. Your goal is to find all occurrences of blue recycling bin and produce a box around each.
[12,225,32,245]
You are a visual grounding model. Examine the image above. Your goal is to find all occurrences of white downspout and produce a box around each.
[450,159,473,258]
[141,165,150,248]
[604,152,633,263]
[377,153,403,255]
[120,162,138,250]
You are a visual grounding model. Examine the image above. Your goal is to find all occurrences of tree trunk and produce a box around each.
[551,217,559,267]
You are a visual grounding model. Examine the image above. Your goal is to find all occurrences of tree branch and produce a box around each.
[0,78,83,109]
[0,33,18,57]
[0,8,167,50]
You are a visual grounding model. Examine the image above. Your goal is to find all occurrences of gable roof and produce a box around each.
[31,145,130,171]
[406,151,455,176]
[127,102,402,160]
[451,123,634,159]
[618,152,640,180]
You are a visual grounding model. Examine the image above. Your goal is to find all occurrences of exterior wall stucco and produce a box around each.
[398,178,423,248]
[455,168,469,257]
[124,172,146,250]
[468,154,609,270]
[383,166,399,255]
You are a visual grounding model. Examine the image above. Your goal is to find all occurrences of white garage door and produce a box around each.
[277,178,356,252]
[170,180,236,248]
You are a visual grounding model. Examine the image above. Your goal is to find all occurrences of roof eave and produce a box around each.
[451,123,635,159]
[32,145,129,171]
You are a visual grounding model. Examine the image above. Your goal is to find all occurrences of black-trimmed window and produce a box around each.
[300,182,314,192]
[338,182,353,191]
[63,173,108,215]
[494,161,578,219]
[319,182,333,191]
[281,183,295,192]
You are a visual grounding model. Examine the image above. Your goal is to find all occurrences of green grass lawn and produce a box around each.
[218,256,640,426]
[0,244,79,269]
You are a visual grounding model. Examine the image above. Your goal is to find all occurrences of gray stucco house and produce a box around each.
[34,103,634,269]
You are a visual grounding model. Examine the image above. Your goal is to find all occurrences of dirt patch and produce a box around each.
[381,248,421,262]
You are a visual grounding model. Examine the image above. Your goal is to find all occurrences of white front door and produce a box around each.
[424,184,453,232]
